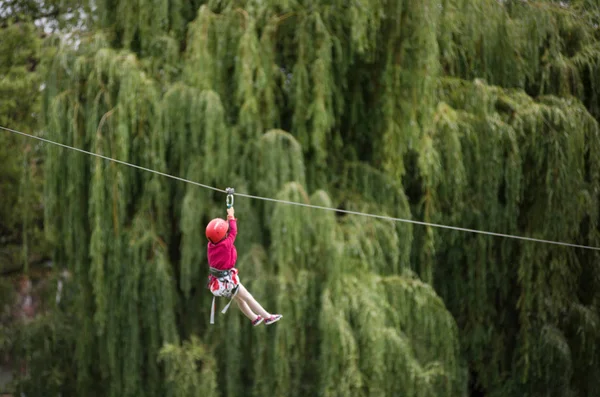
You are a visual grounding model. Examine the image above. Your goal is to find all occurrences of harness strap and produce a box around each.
[209,267,231,278]
[210,296,216,324]
[221,285,239,314]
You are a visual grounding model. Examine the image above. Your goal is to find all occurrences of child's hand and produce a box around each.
[227,207,235,219]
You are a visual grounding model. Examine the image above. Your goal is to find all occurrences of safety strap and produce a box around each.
[210,296,216,324]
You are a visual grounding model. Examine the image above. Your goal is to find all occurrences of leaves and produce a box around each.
[4,1,600,397]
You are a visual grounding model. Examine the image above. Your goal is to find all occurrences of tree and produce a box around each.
[0,5,90,393]
[9,1,600,397]
[0,19,47,274]
[0,0,89,274]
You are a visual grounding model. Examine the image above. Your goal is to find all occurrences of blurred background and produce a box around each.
[1,1,599,396]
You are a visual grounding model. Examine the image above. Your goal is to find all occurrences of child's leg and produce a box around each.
[236,284,271,318]
[234,295,258,320]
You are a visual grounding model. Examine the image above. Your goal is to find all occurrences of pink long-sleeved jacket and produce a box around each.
[207,218,237,270]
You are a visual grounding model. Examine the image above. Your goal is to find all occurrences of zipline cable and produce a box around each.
[2,124,600,251]
[0,125,225,194]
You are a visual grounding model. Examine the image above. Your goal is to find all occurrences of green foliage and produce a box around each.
[3,1,600,397]
[158,336,220,397]
[0,21,40,236]
[5,270,78,396]
[0,19,53,276]
[425,78,600,395]
[320,272,464,397]
[10,311,77,396]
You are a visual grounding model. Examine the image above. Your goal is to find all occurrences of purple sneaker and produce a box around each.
[252,315,264,326]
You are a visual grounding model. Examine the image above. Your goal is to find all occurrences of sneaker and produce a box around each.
[264,314,283,325]
[252,315,264,326]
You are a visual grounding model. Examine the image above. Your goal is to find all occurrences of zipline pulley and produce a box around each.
[226,187,235,208]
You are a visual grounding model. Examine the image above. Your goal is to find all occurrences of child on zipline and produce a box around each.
[206,206,282,326]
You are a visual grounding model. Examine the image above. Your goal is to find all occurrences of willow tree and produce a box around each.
[422,2,600,396]
[9,0,600,397]
[33,31,464,394]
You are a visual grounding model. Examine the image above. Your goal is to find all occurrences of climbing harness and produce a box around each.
[208,267,240,324]
[208,187,239,324]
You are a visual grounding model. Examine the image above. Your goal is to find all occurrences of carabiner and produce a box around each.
[226,187,235,208]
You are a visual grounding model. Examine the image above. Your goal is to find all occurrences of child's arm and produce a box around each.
[226,207,237,243]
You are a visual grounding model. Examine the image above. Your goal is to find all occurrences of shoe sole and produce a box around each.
[253,318,264,326]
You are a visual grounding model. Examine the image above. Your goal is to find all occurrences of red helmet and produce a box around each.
[206,218,228,243]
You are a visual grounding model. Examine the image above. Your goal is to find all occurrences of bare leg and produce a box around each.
[236,284,271,318]
[235,295,258,321]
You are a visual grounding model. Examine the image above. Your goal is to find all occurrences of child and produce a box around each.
[206,206,282,326]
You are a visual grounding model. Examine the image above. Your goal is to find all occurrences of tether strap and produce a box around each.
[221,286,239,314]
[210,296,216,324]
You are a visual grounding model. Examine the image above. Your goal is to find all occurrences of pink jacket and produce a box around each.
[207,218,238,270]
